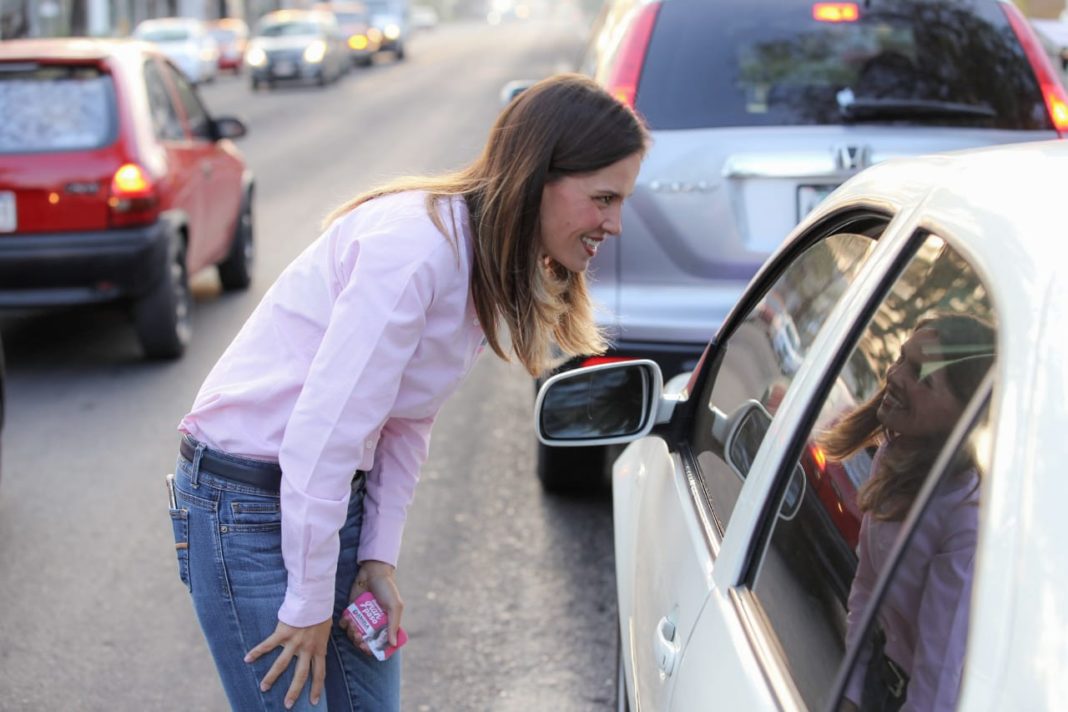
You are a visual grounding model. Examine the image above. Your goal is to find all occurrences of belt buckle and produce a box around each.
[885,657,907,698]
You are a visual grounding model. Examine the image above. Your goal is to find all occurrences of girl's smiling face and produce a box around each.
[877,328,966,438]
[537,152,642,273]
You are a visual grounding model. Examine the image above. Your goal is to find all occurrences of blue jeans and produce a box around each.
[168,448,400,711]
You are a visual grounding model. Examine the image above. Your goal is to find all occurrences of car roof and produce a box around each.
[0,37,154,64]
[812,139,1066,285]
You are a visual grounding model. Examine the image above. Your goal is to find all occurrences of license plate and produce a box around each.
[0,191,15,232]
[797,184,838,222]
[273,61,296,77]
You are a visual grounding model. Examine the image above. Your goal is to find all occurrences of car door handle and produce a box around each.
[654,615,678,676]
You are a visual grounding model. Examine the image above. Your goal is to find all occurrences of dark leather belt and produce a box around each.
[180,436,283,491]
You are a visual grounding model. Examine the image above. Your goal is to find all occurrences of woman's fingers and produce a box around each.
[310,650,327,704]
[244,629,281,664]
[260,644,294,692]
[284,653,309,709]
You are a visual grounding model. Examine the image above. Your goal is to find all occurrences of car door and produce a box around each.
[617,211,889,710]
[668,224,998,710]
[143,57,207,254]
[163,61,242,271]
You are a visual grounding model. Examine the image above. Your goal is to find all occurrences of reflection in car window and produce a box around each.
[840,402,990,712]
[635,0,1050,130]
[690,227,880,534]
[748,234,995,710]
[144,60,184,142]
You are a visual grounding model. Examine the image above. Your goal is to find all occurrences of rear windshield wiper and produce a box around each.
[839,97,996,122]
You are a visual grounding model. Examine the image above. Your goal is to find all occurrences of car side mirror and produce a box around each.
[535,360,672,446]
[721,399,805,520]
[498,79,536,106]
[213,116,248,141]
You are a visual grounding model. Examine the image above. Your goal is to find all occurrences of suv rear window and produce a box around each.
[636,0,1051,131]
[0,64,116,153]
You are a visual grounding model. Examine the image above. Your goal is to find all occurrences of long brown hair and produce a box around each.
[325,73,649,375]
[821,314,995,520]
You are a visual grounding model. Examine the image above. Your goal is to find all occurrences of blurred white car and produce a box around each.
[536,139,1068,711]
[134,17,218,84]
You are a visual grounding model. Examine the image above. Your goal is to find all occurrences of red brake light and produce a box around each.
[812,3,859,22]
[111,163,153,197]
[108,163,159,227]
[603,2,661,108]
[1001,1,1068,136]
[579,356,636,368]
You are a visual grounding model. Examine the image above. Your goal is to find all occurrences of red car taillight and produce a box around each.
[107,162,160,227]
[578,356,636,368]
[1001,1,1068,136]
[603,2,660,108]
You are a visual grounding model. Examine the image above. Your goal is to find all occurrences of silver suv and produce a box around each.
[536,0,1067,492]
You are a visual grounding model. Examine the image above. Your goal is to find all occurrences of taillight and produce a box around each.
[603,2,660,108]
[108,162,160,227]
[579,356,636,368]
[812,3,859,22]
[1001,1,1068,136]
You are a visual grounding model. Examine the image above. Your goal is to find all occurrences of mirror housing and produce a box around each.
[213,116,248,141]
[498,78,535,106]
[535,360,667,447]
[722,400,806,520]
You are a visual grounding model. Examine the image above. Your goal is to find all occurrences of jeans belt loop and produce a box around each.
[190,441,206,488]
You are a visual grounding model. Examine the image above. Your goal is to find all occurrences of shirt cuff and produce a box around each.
[277,580,335,628]
[357,511,405,566]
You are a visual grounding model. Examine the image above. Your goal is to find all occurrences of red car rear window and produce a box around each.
[0,64,117,154]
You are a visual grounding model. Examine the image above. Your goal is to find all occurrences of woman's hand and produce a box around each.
[244,617,332,709]
[340,559,404,653]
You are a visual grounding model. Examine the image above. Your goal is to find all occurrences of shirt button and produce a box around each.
[365,441,374,449]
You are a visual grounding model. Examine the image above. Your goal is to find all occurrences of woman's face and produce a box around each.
[537,152,642,273]
[877,327,966,438]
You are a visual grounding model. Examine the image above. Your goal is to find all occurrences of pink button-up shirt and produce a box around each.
[179,191,485,627]
[845,444,980,710]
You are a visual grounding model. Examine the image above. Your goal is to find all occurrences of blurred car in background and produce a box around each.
[209,17,250,73]
[528,0,1068,493]
[0,39,255,359]
[366,0,409,60]
[535,138,1067,712]
[314,1,382,66]
[411,4,439,31]
[246,9,348,89]
[133,17,219,84]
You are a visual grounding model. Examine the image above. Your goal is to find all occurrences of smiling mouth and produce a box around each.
[581,235,602,256]
[882,386,906,410]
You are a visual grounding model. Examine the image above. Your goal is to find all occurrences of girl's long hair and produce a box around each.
[325,73,649,376]
[821,314,994,520]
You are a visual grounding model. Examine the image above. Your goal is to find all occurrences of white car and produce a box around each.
[535,140,1068,711]
[134,17,219,84]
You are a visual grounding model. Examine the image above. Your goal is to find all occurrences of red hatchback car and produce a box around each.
[0,38,254,358]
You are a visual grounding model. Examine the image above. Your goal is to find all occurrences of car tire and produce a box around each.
[536,441,607,494]
[134,235,191,360]
[217,192,254,291]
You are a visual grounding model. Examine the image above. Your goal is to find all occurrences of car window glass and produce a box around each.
[636,0,1050,130]
[690,226,881,534]
[747,234,996,710]
[837,400,990,711]
[0,64,116,153]
[165,64,212,141]
[143,60,184,141]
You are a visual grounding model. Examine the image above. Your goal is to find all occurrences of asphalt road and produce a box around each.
[0,18,620,711]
